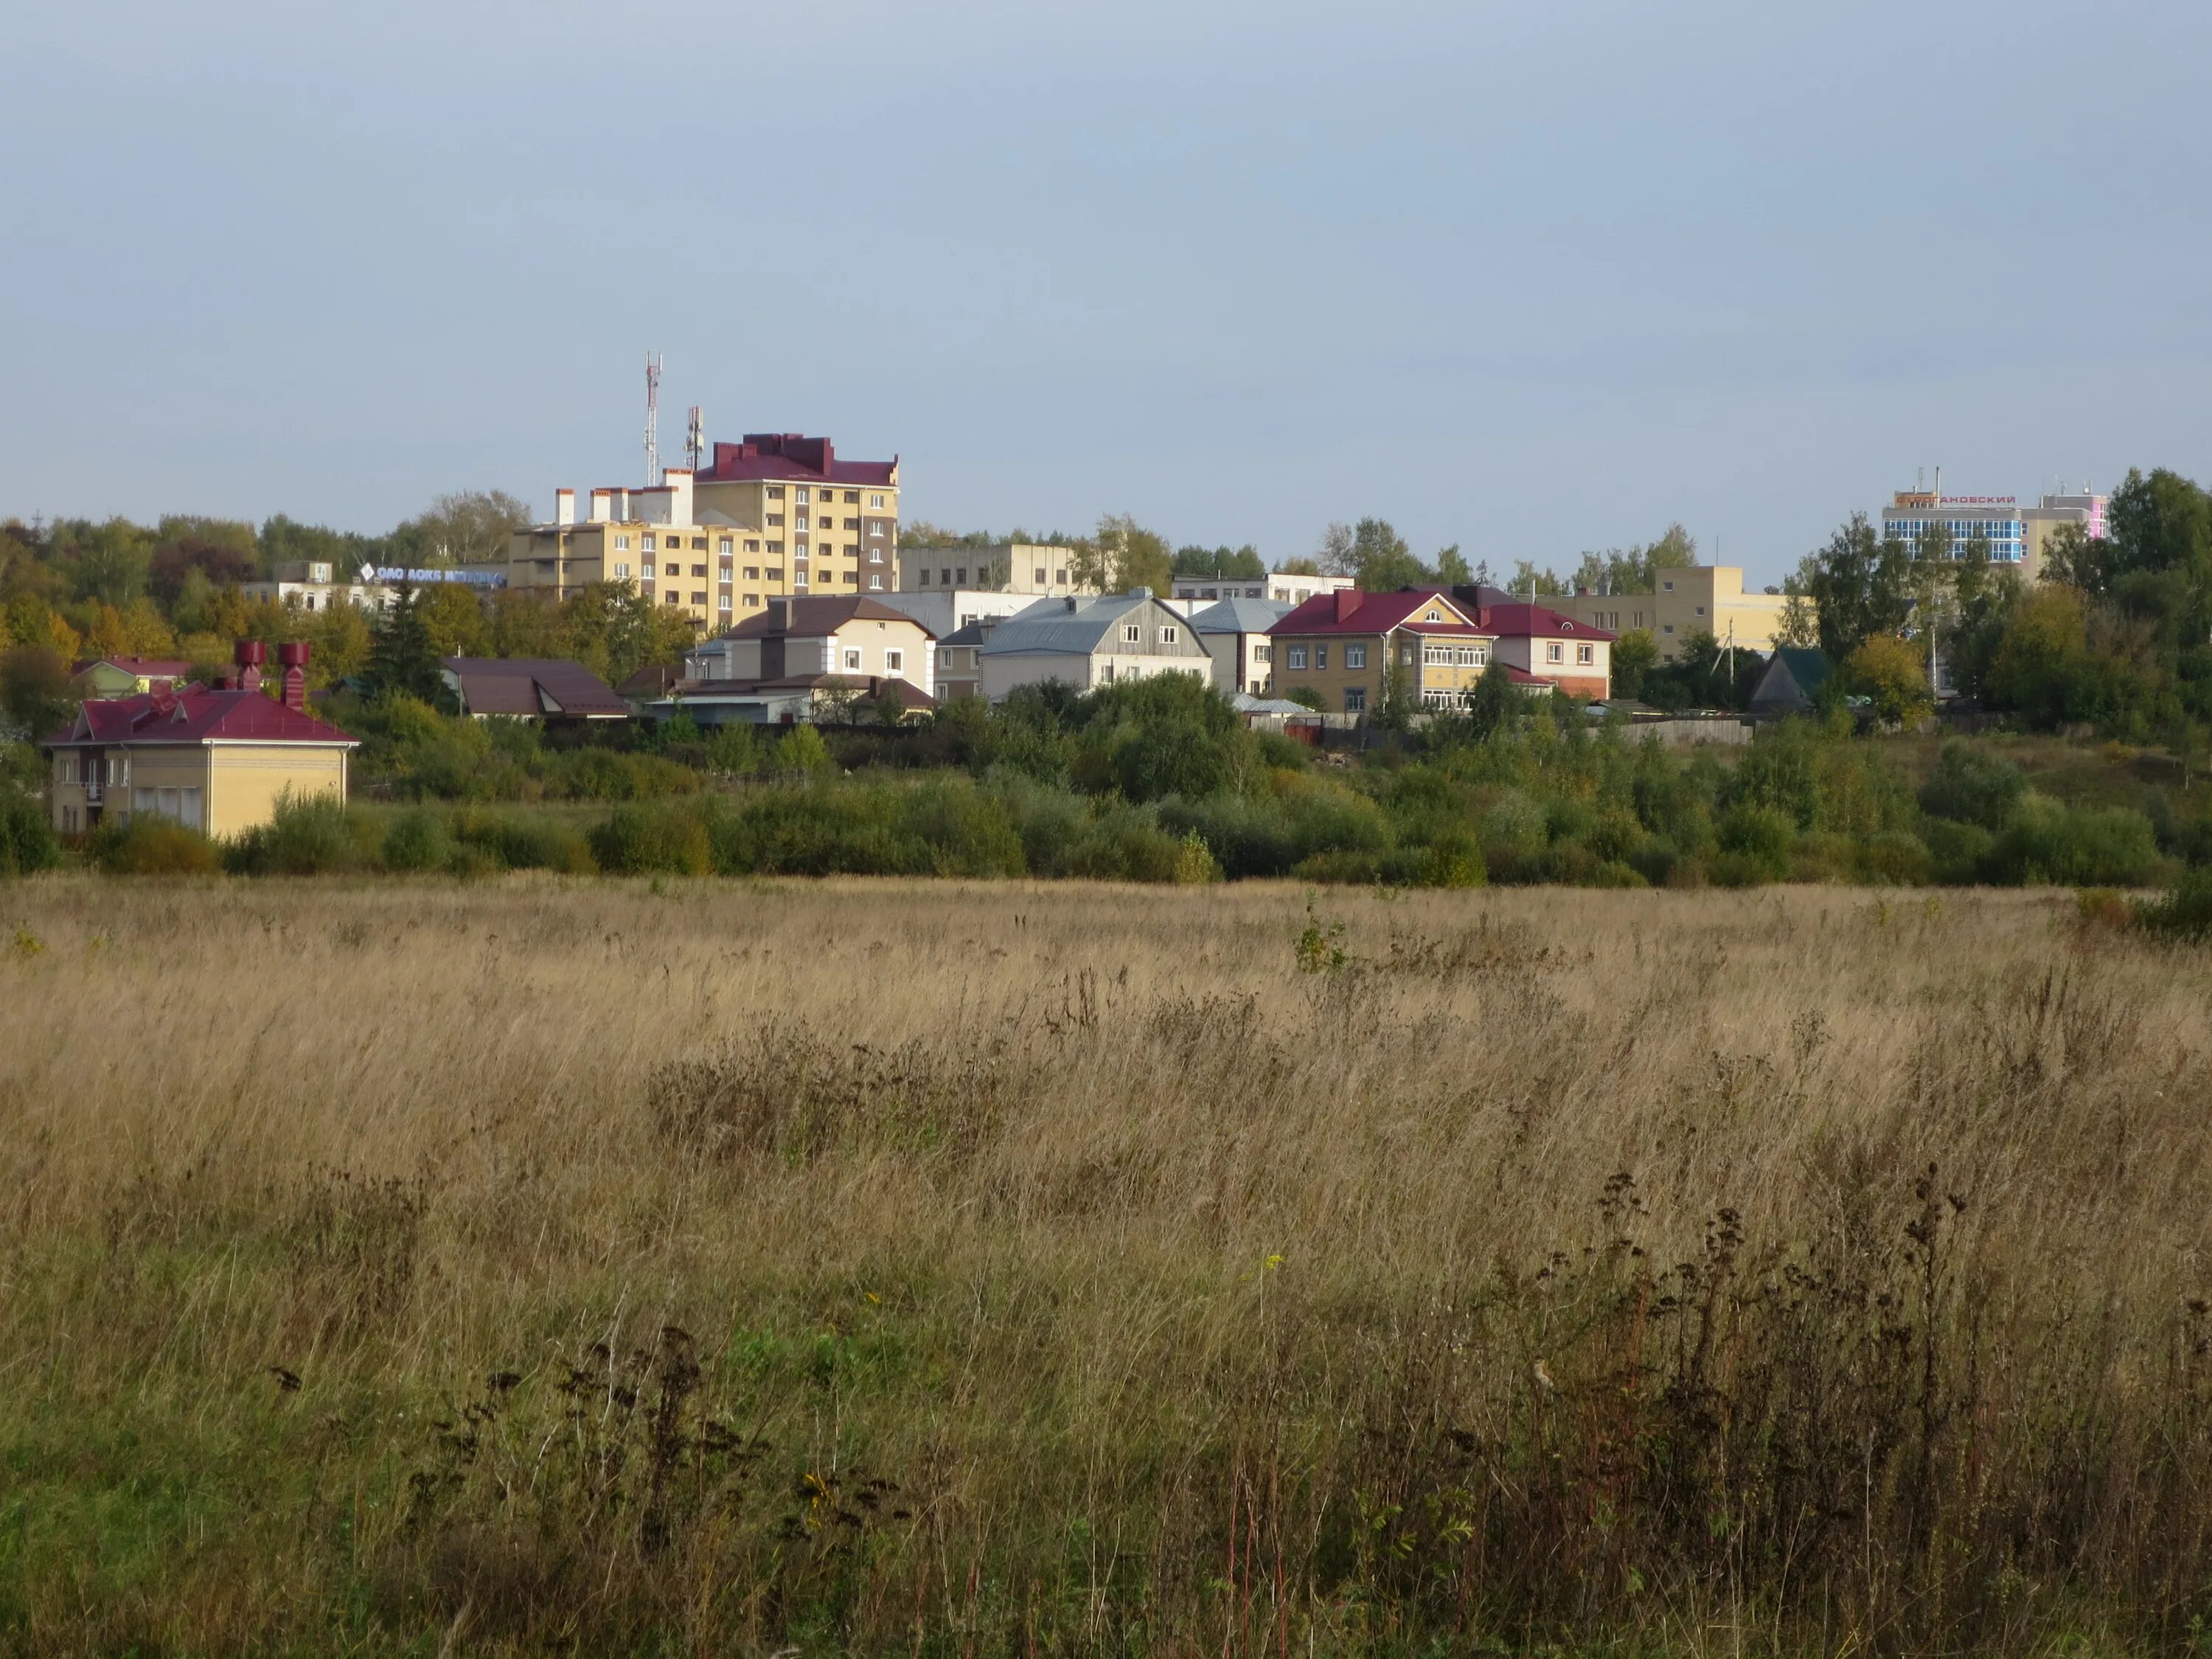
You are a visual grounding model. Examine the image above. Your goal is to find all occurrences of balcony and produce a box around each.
[83,782,103,805]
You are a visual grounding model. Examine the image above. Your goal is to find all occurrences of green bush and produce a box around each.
[588,804,712,876]
[90,814,222,875]
[381,808,453,873]
[1918,742,2027,830]
[770,725,835,776]
[1715,803,1793,882]
[226,795,375,875]
[1923,818,1995,885]
[1856,830,1934,886]
[1982,796,2162,887]
[0,793,59,877]
[2137,869,2212,941]
[452,807,596,874]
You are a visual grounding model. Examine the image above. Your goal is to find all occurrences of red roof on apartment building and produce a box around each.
[48,686,356,748]
[1268,588,1491,636]
[1467,602,1616,642]
[695,433,898,488]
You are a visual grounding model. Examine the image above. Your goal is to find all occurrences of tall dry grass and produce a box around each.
[1,876,2209,1655]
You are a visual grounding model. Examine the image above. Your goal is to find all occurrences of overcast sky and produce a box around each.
[4,0,2207,587]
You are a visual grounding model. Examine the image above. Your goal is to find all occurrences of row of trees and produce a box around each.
[1783,467,2212,749]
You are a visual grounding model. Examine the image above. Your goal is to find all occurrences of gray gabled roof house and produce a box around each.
[979,589,1214,701]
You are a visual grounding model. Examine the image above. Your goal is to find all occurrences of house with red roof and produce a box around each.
[1266,588,1512,718]
[43,641,356,838]
[1470,600,1615,700]
[72,655,196,700]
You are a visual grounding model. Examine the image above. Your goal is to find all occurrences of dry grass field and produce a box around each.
[3,875,2211,1656]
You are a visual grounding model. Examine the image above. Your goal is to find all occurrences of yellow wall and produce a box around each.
[1557,567,1790,660]
[203,744,349,840]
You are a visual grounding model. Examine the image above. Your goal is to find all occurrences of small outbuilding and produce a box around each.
[1749,647,1833,715]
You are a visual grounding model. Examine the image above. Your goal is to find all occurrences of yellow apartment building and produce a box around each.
[1557,566,1790,660]
[506,431,901,633]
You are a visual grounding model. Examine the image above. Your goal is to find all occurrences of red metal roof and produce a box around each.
[1267,588,1491,637]
[75,656,195,678]
[1470,602,1618,642]
[695,434,897,488]
[49,686,356,747]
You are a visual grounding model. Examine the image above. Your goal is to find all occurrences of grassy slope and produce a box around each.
[1,878,2210,1654]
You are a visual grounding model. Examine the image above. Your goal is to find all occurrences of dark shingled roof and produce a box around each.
[442,658,630,718]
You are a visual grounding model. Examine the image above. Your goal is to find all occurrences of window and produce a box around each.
[718,538,733,556]
[1287,645,1308,669]
[1344,644,1366,668]
[844,518,860,530]
[869,493,885,509]
[884,649,902,672]
[1546,642,1564,664]
[1054,568,1067,584]
[1423,646,1450,666]
[745,593,761,607]
[615,535,631,550]
[767,541,783,555]
[795,514,810,530]
[1663,624,1674,635]
[1343,687,1367,713]
[692,591,707,606]
[768,486,785,499]
[766,567,784,581]
[845,571,858,585]
[691,563,707,578]
[692,536,708,551]
[844,649,862,670]
[614,562,630,578]
[664,591,681,605]
[844,490,859,504]
[868,574,883,590]
[665,563,681,577]
[1034,568,1046,585]
[1425,609,1441,622]
[745,539,761,554]
[919,568,932,585]
[642,535,658,552]
[719,594,733,611]
[743,566,759,580]
[1161,625,1179,644]
[1576,643,1594,664]
[1255,644,1270,662]
[1122,624,1142,643]
[955,568,968,585]
[767,515,785,527]
[869,548,882,563]
[1662,580,1674,591]
[1315,645,1329,669]
[58,753,77,783]
[796,488,810,504]
[719,562,733,578]
[1694,605,1705,616]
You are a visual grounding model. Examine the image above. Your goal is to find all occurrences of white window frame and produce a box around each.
[1287,644,1308,670]
[1344,644,1366,668]
[883,649,902,672]
[844,648,863,671]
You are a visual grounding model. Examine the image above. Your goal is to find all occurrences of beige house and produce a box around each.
[978,591,1213,700]
[1267,588,1503,717]
[44,642,355,838]
[1189,596,1293,696]
[1557,566,1790,660]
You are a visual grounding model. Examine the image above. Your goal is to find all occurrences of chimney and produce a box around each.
[612,487,630,521]
[1334,589,1362,623]
[234,639,265,695]
[276,641,310,712]
[770,595,793,633]
[588,488,613,524]
[554,487,575,526]
[664,467,694,526]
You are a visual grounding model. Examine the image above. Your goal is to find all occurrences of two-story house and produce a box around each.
[1478,602,1615,700]
[44,641,355,838]
[1267,588,1503,717]
[1189,596,1293,698]
[643,595,938,725]
[978,590,1213,700]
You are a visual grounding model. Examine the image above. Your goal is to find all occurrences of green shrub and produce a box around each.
[1923,818,1995,885]
[1856,830,1934,886]
[90,815,222,875]
[452,807,596,874]
[227,795,375,875]
[588,804,712,876]
[1983,796,2162,887]
[1587,858,1648,889]
[771,725,835,776]
[2136,869,2212,940]
[1293,848,1384,884]
[1918,741,2027,830]
[381,809,453,873]
[1715,803,1793,882]
[0,793,59,877]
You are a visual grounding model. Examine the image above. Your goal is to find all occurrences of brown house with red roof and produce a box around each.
[44,641,355,838]
[1267,588,1507,717]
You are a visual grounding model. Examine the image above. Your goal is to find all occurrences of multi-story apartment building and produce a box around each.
[1879,490,2028,568]
[692,433,900,600]
[2021,490,2109,580]
[506,431,900,633]
[1555,566,1790,660]
[1267,589,1501,717]
[899,543,1087,597]
[1172,572,1355,605]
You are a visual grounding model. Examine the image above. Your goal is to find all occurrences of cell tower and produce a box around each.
[685,405,705,473]
[643,351,664,485]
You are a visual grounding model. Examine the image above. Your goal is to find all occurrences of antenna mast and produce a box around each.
[644,352,664,485]
[685,405,704,473]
